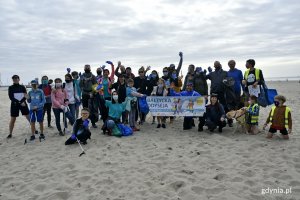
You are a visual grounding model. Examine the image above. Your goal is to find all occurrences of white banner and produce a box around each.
[146,96,206,116]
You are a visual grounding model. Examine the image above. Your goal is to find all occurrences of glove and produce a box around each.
[106,61,113,65]
[203,69,207,74]
[179,52,183,57]
[83,119,89,128]
[101,65,106,70]
[63,106,69,113]
[67,68,71,73]
[208,66,212,73]
[96,84,103,90]
[71,134,76,140]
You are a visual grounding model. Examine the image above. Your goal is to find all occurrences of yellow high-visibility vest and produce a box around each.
[247,103,259,123]
[269,106,291,129]
[244,68,260,81]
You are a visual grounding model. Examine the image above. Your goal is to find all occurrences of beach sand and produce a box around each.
[0,81,299,200]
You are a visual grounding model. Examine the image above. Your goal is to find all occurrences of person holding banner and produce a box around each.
[151,78,168,128]
[203,93,226,133]
[170,82,203,130]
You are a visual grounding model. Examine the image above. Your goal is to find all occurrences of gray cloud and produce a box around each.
[0,0,300,85]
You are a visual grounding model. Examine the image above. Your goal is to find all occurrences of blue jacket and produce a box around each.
[228,68,244,95]
[170,89,201,97]
[27,89,46,110]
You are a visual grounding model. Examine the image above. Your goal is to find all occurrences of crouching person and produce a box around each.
[204,94,226,133]
[65,108,91,145]
[263,95,292,139]
[102,90,128,135]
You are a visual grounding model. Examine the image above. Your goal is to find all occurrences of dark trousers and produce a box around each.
[82,94,99,125]
[206,119,226,131]
[43,103,52,126]
[135,102,146,122]
[53,108,75,132]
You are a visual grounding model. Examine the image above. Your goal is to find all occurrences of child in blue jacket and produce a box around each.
[26,80,46,141]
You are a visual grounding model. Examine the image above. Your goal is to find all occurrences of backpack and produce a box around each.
[117,124,133,136]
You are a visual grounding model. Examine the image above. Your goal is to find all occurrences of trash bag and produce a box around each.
[112,124,122,137]
[267,89,278,105]
[138,96,149,114]
[257,83,268,107]
[117,124,133,136]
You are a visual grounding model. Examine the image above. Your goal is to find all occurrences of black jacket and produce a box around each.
[111,82,127,103]
[8,84,27,104]
[134,76,149,94]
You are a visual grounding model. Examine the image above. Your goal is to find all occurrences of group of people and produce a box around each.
[7,52,293,144]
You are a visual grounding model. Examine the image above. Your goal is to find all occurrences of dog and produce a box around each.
[226,109,248,134]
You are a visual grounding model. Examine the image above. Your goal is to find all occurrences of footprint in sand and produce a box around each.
[44,191,69,200]
[289,180,300,187]
[231,177,244,183]
[34,183,47,192]
[191,186,205,194]
[213,173,228,181]
[169,181,185,191]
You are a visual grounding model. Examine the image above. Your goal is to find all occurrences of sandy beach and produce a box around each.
[0,81,299,200]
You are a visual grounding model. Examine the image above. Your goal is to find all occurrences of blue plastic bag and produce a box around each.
[117,124,133,136]
[138,96,149,114]
[267,89,278,105]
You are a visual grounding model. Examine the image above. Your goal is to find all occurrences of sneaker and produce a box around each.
[30,135,35,141]
[92,124,98,128]
[162,124,166,128]
[218,127,223,133]
[48,125,53,128]
[59,131,65,136]
[157,124,161,128]
[40,133,45,140]
[7,134,12,139]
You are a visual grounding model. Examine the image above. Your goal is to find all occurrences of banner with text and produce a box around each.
[146,96,206,116]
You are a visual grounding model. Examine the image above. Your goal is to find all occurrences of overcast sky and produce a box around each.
[0,0,300,85]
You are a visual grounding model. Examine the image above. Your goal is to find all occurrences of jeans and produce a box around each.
[129,107,136,127]
[53,108,75,132]
[68,103,76,120]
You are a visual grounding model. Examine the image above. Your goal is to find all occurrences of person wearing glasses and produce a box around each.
[134,66,150,124]
[7,75,30,139]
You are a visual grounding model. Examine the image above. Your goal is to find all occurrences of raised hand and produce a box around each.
[118,61,121,66]
[208,66,212,73]
[179,52,183,57]
[67,68,71,73]
[106,61,113,65]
